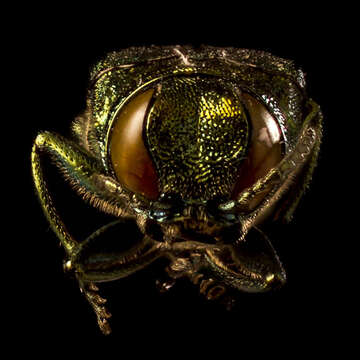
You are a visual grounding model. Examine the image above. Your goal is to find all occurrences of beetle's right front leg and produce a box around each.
[31,131,151,334]
[31,131,131,255]
[67,220,165,334]
[70,220,165,284]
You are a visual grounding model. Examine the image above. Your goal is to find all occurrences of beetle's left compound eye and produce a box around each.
[109,88,160,200]
[231,93,284,208]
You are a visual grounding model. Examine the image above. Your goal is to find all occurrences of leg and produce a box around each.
[31,131,130,255]
[31,132,149,334]
[162,228,286,307]
[71,220,164,283]
[203,227,286,294]
[67,220,164,334]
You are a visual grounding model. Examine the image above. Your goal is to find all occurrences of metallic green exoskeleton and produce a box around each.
[31,46,322,334]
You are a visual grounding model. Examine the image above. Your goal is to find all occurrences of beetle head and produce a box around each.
[108,74,288,243]
[88,46,321,244]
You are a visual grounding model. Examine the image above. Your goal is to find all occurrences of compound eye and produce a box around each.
[109,88,159,200]
[231,93,283,205]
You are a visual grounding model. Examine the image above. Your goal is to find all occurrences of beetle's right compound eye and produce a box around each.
[109,88,160,200]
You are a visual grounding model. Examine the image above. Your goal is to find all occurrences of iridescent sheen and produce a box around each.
[32,46,322,335]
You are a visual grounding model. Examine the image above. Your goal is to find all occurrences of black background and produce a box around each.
[10,5,352,356]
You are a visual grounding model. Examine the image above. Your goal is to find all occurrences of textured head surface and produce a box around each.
[86,46,307,171]
[146,75,249,201]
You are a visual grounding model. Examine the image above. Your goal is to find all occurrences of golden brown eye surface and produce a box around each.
[109,88,159,200]
[231,93,283,206]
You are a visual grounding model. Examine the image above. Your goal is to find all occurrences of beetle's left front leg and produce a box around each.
[163,229,286,306]
[203,227,287,295]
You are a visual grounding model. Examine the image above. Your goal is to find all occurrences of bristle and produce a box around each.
[57,161,131,218]
[71,108,92,152]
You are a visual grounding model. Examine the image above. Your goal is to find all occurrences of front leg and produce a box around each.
[203,227,286,294]
[31,132,159,334]
[66,220,165,334]
[71,220,164,283]
[162,228,286,307]
[31,131,130,255]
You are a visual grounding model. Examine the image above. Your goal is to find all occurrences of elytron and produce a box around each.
[32,45,322,334]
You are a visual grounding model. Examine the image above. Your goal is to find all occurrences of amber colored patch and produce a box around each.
[110,88,159,200]
[231,93,283,205]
